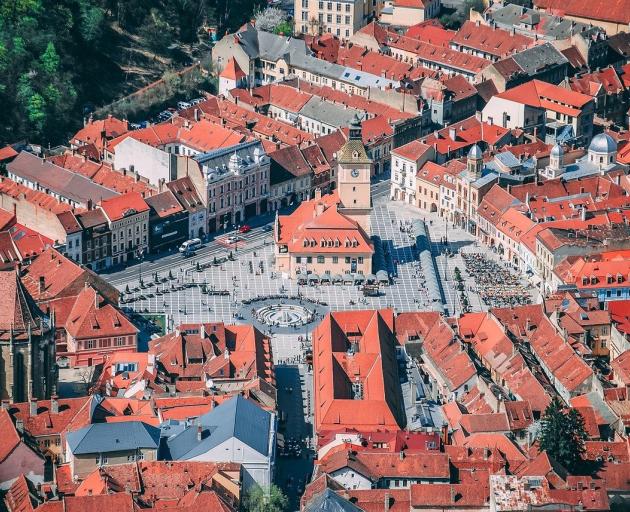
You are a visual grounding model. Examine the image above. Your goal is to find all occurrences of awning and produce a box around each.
[332,274,343,283]
[365,274,377,283]
[320,274,331,282]
[342,273,353,282]
[297,275,308,284]
[376,270,389,282]
[308,274,320,282]
[353,273,366,283]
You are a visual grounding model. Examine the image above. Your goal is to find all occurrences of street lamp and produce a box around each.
[137,248,145,286]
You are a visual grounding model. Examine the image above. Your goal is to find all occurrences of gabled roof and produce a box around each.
[496,79,592,115]
[0,269,43,333]
[67,421,160,454]
[304,488,364,512]
[100,192,149,222]
[452,21,534,59]
[534,0,630,25]
[71,115,129,150]
[164,395,272,459]
[0,408,21,462]
[220,57,246,80]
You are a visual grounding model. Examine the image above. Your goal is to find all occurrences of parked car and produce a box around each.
[239,225,251,233]
[177,101,191,110]
[226,236,238,244]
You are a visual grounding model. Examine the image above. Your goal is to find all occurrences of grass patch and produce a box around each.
[140,313,167,336]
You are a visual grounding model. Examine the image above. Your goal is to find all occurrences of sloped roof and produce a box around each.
[67,421,161,454]
[304,488,364,512]
[0,269,42,332]
[165,395,272,459]
[220,57,246,80]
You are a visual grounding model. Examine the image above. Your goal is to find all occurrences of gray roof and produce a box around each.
[589,133,617,154]
[487,4,590,40]
[164,395,272,460]
[7,151,119,206]
[467,144,482,159]
[510,43,567,76]
[550,144,563,158]
[299,97,363,128]
[67,421,161,454]
[304,489,365,512]
[219,24,398,90]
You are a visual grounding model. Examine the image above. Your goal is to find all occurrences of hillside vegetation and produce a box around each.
[0,0,264,146]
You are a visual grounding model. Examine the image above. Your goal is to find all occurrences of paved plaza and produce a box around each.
[114,191,533,364]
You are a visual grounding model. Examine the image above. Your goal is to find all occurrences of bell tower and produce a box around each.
[337,116,372,234]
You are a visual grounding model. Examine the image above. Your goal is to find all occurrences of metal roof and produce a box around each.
[67,421,161,455]
[164,394,272,460]
[304,489,364,512]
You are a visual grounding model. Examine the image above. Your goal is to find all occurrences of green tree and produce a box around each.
[539,398,588,472]
[139,8,174,53]
[242,484,288,512]
[39,42,59,74]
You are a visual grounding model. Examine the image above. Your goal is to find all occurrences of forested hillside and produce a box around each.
[0,0,264,146]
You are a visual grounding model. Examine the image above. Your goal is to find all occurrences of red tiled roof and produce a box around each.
[0,408,20,462]
[50,153,156,197]
[72,115,129,151]
[277,192,374,255]
[452,21,534,59]
[534,0,630,24]
[496,80,593,116]
[392,140,432,161]
[8,396,92,438]
[405,20,455,47]
[423,115,511,154]
[411,483,489,507]
[0,145,18,162]
[0,177,76,215]
[100,191,149,221]
[0,269,40,332]
[64,287,138,340]
[313,309,404,433]
[569,67,624,97]
[219,57,246,80]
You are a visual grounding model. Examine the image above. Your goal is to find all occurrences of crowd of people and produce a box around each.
[462,252,531,308]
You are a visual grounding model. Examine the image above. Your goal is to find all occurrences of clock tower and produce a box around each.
[337,116,372,234]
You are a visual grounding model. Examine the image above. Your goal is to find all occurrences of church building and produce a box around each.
[274,118,374,279]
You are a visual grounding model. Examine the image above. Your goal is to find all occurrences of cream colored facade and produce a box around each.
[416,174,440,213]
[274,121,374,278]
[106,210,149,266]
[295,0,378,38]
[379,0,440,28]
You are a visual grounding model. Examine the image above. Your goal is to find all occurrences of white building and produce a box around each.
[163,395,276,491]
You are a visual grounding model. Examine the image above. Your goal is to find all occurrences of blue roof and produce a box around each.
[304,489,364,512]
[164,395,272,460]
[67,421,161,455]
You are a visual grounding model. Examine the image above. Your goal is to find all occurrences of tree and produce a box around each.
[242,484,288,512]
[539,397,588,472]
[139,9,174,53]
[254,7,287,33]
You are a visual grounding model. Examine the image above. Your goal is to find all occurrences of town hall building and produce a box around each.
[274,118,374,279]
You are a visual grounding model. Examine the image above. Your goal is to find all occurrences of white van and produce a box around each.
[179,238,202,253]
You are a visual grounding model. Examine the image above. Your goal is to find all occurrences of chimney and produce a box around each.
[200,323,206,338]
[39,276,45,294]
[315,202,325,217]
[399,450,405,460]
[29,397,37,417]
[16,418,24,433]
[197,424,203,442]
[449,127,456,140]
[194,109,200,122]
[314,187,322,200]
[384,492,391,511]
[0,399,9,410]
[51,394,59,414]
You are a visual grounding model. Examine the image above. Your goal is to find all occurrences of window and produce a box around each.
[317,255,325,263]
[336,15,341,23]
[336,2,341,10]
[327,1,332,8]
[296,256,302,263]
[345,15,350,24]
[358,257,364,264]
[333,256,338,263]
[345,3,350,11]
[301,0,308,7]
[86,339,96,349]
[307,256,312,263]
[327,13,332,22]
[345,257,351,263]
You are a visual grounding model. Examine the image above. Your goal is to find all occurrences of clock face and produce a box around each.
[351,169,360,178]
